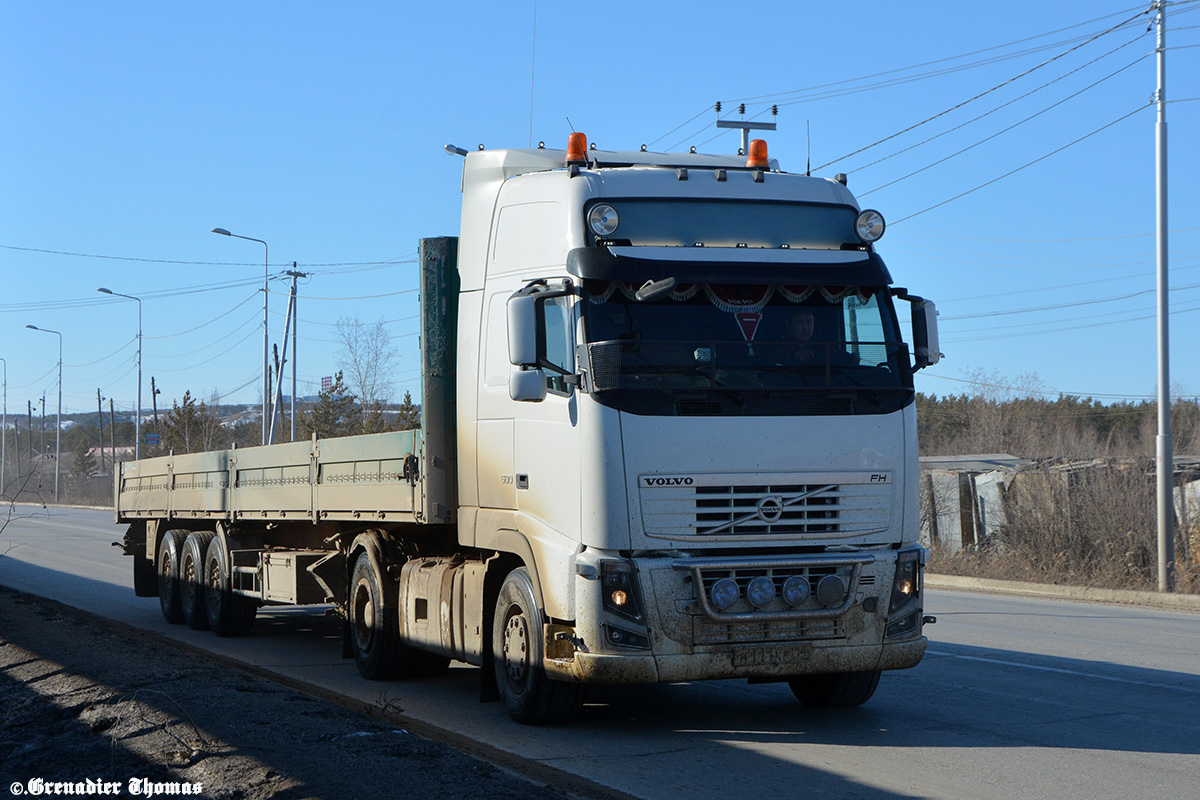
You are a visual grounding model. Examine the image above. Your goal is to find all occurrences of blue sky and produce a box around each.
[2,1,1198,424]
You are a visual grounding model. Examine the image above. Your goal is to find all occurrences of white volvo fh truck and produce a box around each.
[116,133,940,724]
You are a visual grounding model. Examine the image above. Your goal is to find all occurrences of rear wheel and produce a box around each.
[157,530,187,624]
[492,567,585,725]
[180,531,214,631]
[203,534,257,637]
[788,669,881,708]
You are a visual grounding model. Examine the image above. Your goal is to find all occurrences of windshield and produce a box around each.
[582,281,913,416]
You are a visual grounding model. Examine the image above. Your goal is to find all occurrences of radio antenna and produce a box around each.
[527,0,537,147]
[807,120,811,176]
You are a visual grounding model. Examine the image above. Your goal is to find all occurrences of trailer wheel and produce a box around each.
[180,531,214,631]
[203,534,257,637]
[492,567,585,725]
[788,669,881,708]
[349,550,403,680]
[157,530,188,624]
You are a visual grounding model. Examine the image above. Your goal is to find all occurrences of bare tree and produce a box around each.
[334,316,399,410]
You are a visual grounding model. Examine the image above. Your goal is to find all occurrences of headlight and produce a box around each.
[855,209,885,243]
[890,549,921,612]
[601,560,644,622]
[710,578,739,611]
[746,576,776,609]
[588,204,620,237]
[782,575,811,607]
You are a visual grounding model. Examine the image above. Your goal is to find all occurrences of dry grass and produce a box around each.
[928,459,1200,594]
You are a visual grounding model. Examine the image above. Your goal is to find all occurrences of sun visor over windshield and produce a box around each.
[566,246,893,286]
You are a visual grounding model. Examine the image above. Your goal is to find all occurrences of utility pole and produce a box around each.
[1153,0,1174,592]
[12,411,20,495]
[268,265,309,444]
[97,389,106,476]
[151,376,160,429]
[27,401,33,468]
[287,266,308,441]
[1,356,6,499]
[109,399,116,466]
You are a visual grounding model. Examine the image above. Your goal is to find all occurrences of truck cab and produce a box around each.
[455,134,938,717]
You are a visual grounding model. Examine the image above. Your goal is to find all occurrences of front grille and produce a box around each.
[640,472,892,539]
[695,483,839,534]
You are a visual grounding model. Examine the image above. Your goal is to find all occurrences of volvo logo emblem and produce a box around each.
[756,495,784,523]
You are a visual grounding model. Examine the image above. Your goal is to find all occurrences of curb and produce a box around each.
[6,501,114,512]
[925,573,1200,613]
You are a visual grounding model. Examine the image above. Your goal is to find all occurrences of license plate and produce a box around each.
[732,643,813,667]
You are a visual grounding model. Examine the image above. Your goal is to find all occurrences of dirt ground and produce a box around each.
[0,586,577,800]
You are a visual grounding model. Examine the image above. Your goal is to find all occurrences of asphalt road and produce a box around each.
[2,505,1198,800]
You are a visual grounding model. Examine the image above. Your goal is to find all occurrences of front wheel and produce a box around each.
[349,550,403,679]
[788,669,881,708]
[492,568,585,725]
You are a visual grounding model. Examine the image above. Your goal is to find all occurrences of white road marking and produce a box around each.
[927,649,1200,694]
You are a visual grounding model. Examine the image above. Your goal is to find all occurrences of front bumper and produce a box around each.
[546,548,928,684]
[546,636,926,683]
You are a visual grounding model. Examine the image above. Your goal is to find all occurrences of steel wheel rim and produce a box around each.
[502,608,530,685]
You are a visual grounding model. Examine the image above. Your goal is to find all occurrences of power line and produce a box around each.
[896,223,1200,243]
[850,36,1147,178]
[0,242,412,270]
[814,7,1149,171]
[891,103,1149,225]
[730,4,1149,109]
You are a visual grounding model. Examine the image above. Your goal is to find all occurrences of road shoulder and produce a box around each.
[926,573,1200,613]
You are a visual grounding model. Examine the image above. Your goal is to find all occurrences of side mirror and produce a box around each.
[507,294,538,366]
[509,369,548,402]
[911,298,940,369]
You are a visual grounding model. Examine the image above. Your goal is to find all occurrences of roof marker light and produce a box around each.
[747,139,769,169]
[566,132,588,165]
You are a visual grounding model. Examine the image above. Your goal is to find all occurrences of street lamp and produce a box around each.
[97,287,143,460]
[26,325,62,502]
[212,227,270,445]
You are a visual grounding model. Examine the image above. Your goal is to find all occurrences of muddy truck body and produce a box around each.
[116,134,941,723]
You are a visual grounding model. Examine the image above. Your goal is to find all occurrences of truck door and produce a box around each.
[512,292,581,548]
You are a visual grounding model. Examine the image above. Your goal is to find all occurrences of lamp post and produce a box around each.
[97,287,143,460]
[212,227,270,445]
[26,325,62,502]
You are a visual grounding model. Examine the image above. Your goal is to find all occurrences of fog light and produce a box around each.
[816,574,847,607]
[746,576,776,609]
[711,578,739,611]
[782,575,811,607]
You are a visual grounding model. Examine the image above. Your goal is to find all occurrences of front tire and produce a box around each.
[180,531,214,631]
[349,549,403,679]
[788,669,881,708]
[492,568,585,725]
